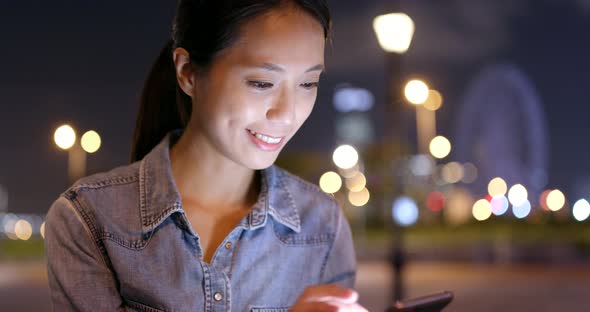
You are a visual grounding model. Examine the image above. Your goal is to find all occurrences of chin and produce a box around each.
[249,159,278,170]
[242,153,280,170]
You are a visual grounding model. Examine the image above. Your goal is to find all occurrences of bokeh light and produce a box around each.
[488,177,508,197]
[508,184,528,207]
[338,165,360,179]
[513,200,532,219]
[429,136,451,159]
[445,187,474,225]
[333,87,375,113]
[441,162,464,184]
[409,154,435,176]
[6,231,18,240]
[461,162,478,184]
[404,79,429,105]
[432,165,447,186]
[426,191,445,212]
[40,222,46,239]
[491,195,509,216]
[392,196,419,226]
[2,213,17,234]
[472,199,492,221]
[373,13,415,54]
[54,124,76,150]
[345,172,367,192]
[333,145,359,170]
[546,189,566,211]
[81,130,101,153]
[573,199,590,222]
[319,171,342,194]
[14,219,33,240]
[348,188,370,207]
[423,89,443,111]
[539,189,551,211]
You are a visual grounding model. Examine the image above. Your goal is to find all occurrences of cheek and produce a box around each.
[237,92,269,114]
[295,95,317,127]
[224,94,270,130]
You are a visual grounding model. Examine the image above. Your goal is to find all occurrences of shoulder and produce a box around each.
[63,162,141,214]
[68,162,140,192]
[50,162,143,236]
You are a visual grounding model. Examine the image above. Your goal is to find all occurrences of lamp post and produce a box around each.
[404,80,442,155]
[373,13,415,143]
[373,12,415,303]
[54,125,102,185]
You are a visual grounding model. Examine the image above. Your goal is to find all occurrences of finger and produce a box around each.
[320,301,369,312]
[302,284,357,303]
[315,290,359,305]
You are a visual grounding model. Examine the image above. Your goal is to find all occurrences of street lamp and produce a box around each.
[373,11,416,303]
[373,12,416,144]
[53,124,101,185]
[373,13,415,54]
[54,125,76,150]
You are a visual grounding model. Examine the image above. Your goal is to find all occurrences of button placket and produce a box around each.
[206,266,231,311]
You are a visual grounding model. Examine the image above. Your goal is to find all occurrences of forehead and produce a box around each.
[219,7,326,69]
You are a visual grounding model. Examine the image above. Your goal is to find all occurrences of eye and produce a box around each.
[247,81,274,90]
[300,82,320,90]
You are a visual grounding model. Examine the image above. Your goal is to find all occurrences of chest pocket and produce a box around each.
[250,308,290,312]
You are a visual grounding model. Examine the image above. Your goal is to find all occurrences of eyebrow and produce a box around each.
[256,63,325,73]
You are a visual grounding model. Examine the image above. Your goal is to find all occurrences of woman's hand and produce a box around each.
[290,284,368,312]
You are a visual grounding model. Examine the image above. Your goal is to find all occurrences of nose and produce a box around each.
[266,86,295,126]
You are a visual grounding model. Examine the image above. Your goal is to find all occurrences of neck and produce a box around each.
[169,127,259,213]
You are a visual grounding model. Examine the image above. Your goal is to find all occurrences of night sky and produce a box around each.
[2,0,590,214]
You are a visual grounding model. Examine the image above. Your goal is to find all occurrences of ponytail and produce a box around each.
[130,39,192,162]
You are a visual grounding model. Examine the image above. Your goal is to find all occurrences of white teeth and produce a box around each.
[256,133,281,144]
[248,129,282,144]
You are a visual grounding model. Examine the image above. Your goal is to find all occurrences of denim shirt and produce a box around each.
[44,131,356,312]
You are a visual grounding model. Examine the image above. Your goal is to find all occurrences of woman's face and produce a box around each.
[188,7,325,169]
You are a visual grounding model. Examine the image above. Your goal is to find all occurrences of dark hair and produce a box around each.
[131,0,331,162]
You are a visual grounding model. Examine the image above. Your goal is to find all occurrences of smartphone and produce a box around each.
[386,291,453,312]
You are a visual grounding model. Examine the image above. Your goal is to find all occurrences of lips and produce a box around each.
[246,129,285,151]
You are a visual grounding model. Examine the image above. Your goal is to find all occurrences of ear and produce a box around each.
[173,47,197,98]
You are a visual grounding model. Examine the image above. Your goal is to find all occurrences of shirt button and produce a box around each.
[225,242,232,249]
[214,292,223,301]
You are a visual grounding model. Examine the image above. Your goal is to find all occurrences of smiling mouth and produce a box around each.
[247,129,284,144]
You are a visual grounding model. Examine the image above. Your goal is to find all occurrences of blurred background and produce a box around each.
[2,0,590,311]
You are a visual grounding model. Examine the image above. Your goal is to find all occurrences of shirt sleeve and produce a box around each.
[44,196,130,311]
[320,204,357,289]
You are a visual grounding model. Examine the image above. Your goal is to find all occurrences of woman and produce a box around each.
[45,1,366,311]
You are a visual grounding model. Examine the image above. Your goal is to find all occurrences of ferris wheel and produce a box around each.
[454,63,549,204]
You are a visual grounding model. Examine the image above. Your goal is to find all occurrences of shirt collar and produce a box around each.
[139,130,301,234]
